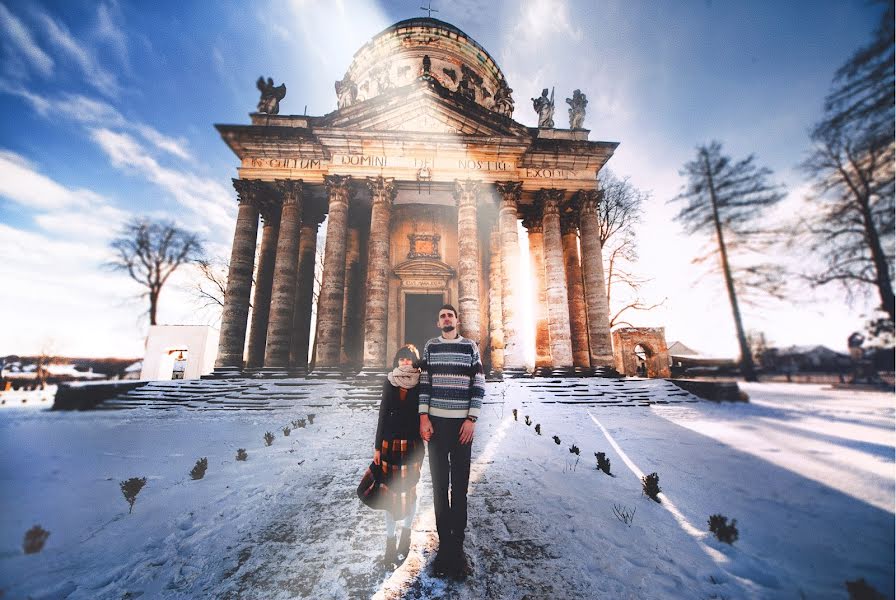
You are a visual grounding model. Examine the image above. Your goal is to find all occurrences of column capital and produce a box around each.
[453,179,481,207]
[578,189,601,215]
[519,205,544,233]
[324,174,353,192]
[274,179,304,206]
[495,181,522,209]
[232,178,264,205]
[366,176,396,204]
[537,188,565,216]
[560,214,579,235]
[235,180,280,223]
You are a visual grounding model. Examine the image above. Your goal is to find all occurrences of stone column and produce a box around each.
[361,176,395,371]
[313,175,352,372]
[496,181,526,375]
[289,210,324,373]
[245,191,280,369]
[487,222,504,375]
[214,179,261,372]
[540,189,573,369]
[561,212,591,369]
[522,212,552,371]
[340,226,362,366]
[579,190,614,367]
[454,179,481,342]
[262,179,303,371]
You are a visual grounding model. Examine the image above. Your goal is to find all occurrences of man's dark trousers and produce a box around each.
[428,416,472,548]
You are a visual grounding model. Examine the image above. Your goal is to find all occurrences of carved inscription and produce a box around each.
[249,157,322,169]
[402,278,445,289]
[335,154,388,167]
[458,159,510,171]
[525,168,569,179]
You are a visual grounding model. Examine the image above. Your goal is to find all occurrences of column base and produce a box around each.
[591,365,623,378]
[205,367,246,379]
[308,366,348,379]
[501,367,530,379]
[486,370,504,382]
[256,367,293,379]
[356,367,389,378]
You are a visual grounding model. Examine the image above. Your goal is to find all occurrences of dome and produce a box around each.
[335,18,515,117]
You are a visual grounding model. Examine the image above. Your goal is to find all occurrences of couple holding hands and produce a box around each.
[362,303,486,579]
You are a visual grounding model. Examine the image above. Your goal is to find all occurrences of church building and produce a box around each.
[213,17,618,378]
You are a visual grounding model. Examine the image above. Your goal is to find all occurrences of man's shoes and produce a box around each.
[431,545,452,577]
[450,549,473,580]
[397,528,411,560]
[382,536,397,567]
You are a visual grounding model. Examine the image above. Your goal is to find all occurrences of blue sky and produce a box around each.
[0,0,886,357]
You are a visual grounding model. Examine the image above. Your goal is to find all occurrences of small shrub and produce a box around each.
[307,413,315,425]
[534,423,541,435]
[264,431,275,446]
[708,514,739,544]
[296,418,306,428]
[512,408,518,421]
[594,452,612,475]
[23,525,50,554]
[120,477,147,514]
[613,504,636,526]
[236,448,248,461]
[524,415,532,426]
[846,578,886,600]
[190,457,208,480]
[282,426,291,437]
[552,435,561,445]
[569,444,580,456]
[641,472,661,502]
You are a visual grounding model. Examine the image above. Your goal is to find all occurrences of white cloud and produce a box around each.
[94,1,131,73]
[0,84,193,160]
[0,150,105,211]
[512,0,582,42]
[90,128,234,235]
[0,2,53,77]
[37,10,120,98]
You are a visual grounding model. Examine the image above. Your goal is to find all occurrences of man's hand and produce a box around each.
[373,449,381,465]
[420,414,433,442]
[459,419,475,445]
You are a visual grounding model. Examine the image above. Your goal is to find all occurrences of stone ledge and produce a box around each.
[667,379,745,402]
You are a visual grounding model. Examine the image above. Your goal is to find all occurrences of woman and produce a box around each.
[373,344,424,566]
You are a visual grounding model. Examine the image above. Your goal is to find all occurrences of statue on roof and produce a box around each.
[566,89,588,129]
[335,74,357,109]
[532,87,554,128]
[256,77,286,114]
[492,81,514,117]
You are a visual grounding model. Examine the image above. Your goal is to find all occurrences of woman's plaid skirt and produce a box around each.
[377,437,423,519]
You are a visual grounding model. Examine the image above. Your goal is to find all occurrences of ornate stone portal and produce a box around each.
[213,17,618,377]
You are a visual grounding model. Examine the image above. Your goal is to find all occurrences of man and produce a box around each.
[419,304,486,579]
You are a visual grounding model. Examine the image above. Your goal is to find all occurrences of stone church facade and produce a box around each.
[213,17,618,378]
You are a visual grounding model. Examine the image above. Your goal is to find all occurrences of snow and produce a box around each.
[0,380,892,599]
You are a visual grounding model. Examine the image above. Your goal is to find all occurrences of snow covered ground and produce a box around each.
[0,380,892,599]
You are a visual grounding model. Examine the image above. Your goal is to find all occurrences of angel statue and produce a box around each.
[335,74,357,109]
[492,82,514,117]
[256,77,286,114]
[566,89,588,129]
[531,87,554,128]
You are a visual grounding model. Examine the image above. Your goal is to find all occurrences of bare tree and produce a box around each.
[671,142,786,381]
[194,258,229,310]
[108,218,204,325]
[800,3,895,321]
[596,170,664,327]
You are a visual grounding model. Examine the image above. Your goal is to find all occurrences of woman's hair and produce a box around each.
[393,343,420,368]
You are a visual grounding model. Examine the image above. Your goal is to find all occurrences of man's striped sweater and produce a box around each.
[418,335,486,419]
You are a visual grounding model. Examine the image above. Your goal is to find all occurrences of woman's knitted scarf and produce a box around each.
[387,364,420,389]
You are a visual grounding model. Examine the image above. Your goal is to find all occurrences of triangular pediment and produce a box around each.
[320,79,530,138]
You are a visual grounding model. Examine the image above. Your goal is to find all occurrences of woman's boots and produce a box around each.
[397,528,411,560]
[383,536,397,566]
